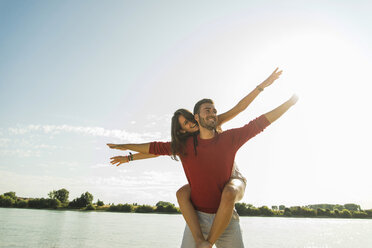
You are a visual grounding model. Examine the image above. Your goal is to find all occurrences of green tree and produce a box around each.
[259,206,274,216]
[235,203,249,216]
[109,203,133,212]
[69,192,94,208]
[279,205,285,211]
[135,205,154,213]
[247,206,260,216]
[352,211,368,218]
[284,208,292,217]
[85,204,96,210]
[82,192,93,205]
[0,195,15,207]
[334,209,340,217]
[49,199,61,209]
[48,188,69,204]
[15,199,28,208]
[325,209,331,217]
[365,209,372,217]
[340,209,352,218]
[334,204,344,211]
[155,201,178,213]
[317,208,325,216]
[344,203,361,212]
[120,203,134,212]
[290,206,303,216]
[272,206,278,211]
[302,207,316,217]
[96,199,104,206]
[4,192,17,200]
[28,198,51,208]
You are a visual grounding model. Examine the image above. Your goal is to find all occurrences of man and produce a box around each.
[109,93,298,247]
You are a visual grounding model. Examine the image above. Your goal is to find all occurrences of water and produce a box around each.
[1,208,371,248]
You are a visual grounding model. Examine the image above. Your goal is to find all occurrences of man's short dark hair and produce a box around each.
[193,98,214,115]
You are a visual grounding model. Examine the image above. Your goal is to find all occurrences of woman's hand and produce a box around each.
[258,67,283,89]
[107,143,128,151]
[110,156,129,166]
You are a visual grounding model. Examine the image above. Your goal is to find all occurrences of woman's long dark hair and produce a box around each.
[170,109,199,160]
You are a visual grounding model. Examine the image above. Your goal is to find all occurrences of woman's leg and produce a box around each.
[207,178,245,245]
[177,184,212,248]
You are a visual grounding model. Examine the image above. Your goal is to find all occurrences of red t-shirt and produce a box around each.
[149,115,270,213]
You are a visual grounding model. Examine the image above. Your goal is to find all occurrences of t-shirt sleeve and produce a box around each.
[228,114,271,151]
[149,141,172,155]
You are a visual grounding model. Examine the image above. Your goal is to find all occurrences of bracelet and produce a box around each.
[127,152,134,162]
[256,86,264,92]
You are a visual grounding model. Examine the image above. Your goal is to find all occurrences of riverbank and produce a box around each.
[2,190,371,219]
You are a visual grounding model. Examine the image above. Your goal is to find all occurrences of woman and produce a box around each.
[108,68,283,248]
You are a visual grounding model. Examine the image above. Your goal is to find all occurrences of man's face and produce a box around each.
[195,103,218,130]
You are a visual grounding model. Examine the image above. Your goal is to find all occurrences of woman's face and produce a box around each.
[178,115,199,133]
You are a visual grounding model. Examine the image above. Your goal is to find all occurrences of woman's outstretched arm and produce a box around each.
[264,94,298,123]
[217,67,282,127]
[107,143,151,154]
[110,153,159,166]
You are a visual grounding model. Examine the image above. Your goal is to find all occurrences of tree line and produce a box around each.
[0,190,179,213]
[1,190,371,218]
[234,203,372,218]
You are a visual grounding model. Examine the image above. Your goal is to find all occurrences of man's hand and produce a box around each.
[110,156,128,166]
[259,67,283,89]
[289,94,299,106]
[107,143,128,151]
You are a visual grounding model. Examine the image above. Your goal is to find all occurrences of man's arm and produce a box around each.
[264,94,298,123]
[229,94,298,151]
[217,68,282,126]
[107,143,151,154]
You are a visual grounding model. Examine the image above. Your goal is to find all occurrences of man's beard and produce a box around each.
[199,116,217,130]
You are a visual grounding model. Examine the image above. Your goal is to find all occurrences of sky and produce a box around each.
[1,0,372,209]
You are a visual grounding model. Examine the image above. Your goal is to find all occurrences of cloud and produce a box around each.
[0,149,41,158]
[0,138,11,147]
[4,124,162,142]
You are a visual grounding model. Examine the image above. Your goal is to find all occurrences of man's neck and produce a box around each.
[199,127,216,139]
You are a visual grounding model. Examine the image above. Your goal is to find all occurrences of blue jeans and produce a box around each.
[180,210,244,248]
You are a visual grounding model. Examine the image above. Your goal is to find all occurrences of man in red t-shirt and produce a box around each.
[149,96,298,247]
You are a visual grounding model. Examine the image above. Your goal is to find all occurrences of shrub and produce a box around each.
[284,208,292,217]
[352,211,368,218]
[247,207,260,216]
[135,205,154,213]
[49,199,61,209]
[259,206,274,216]
[86,204,96,210]
[4,192,17,200]
[365,209,372,217]
[48,189,69,204]
[0,195,15,207]
[235,203,249,216]
[155,201,178,213]
[340,209,352,218]
[109,204,133,212]
[97,199,104,206]
[302,208,316,217]
[344,204,361,212]
[69,192,94,209]
[15,199,28,208]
